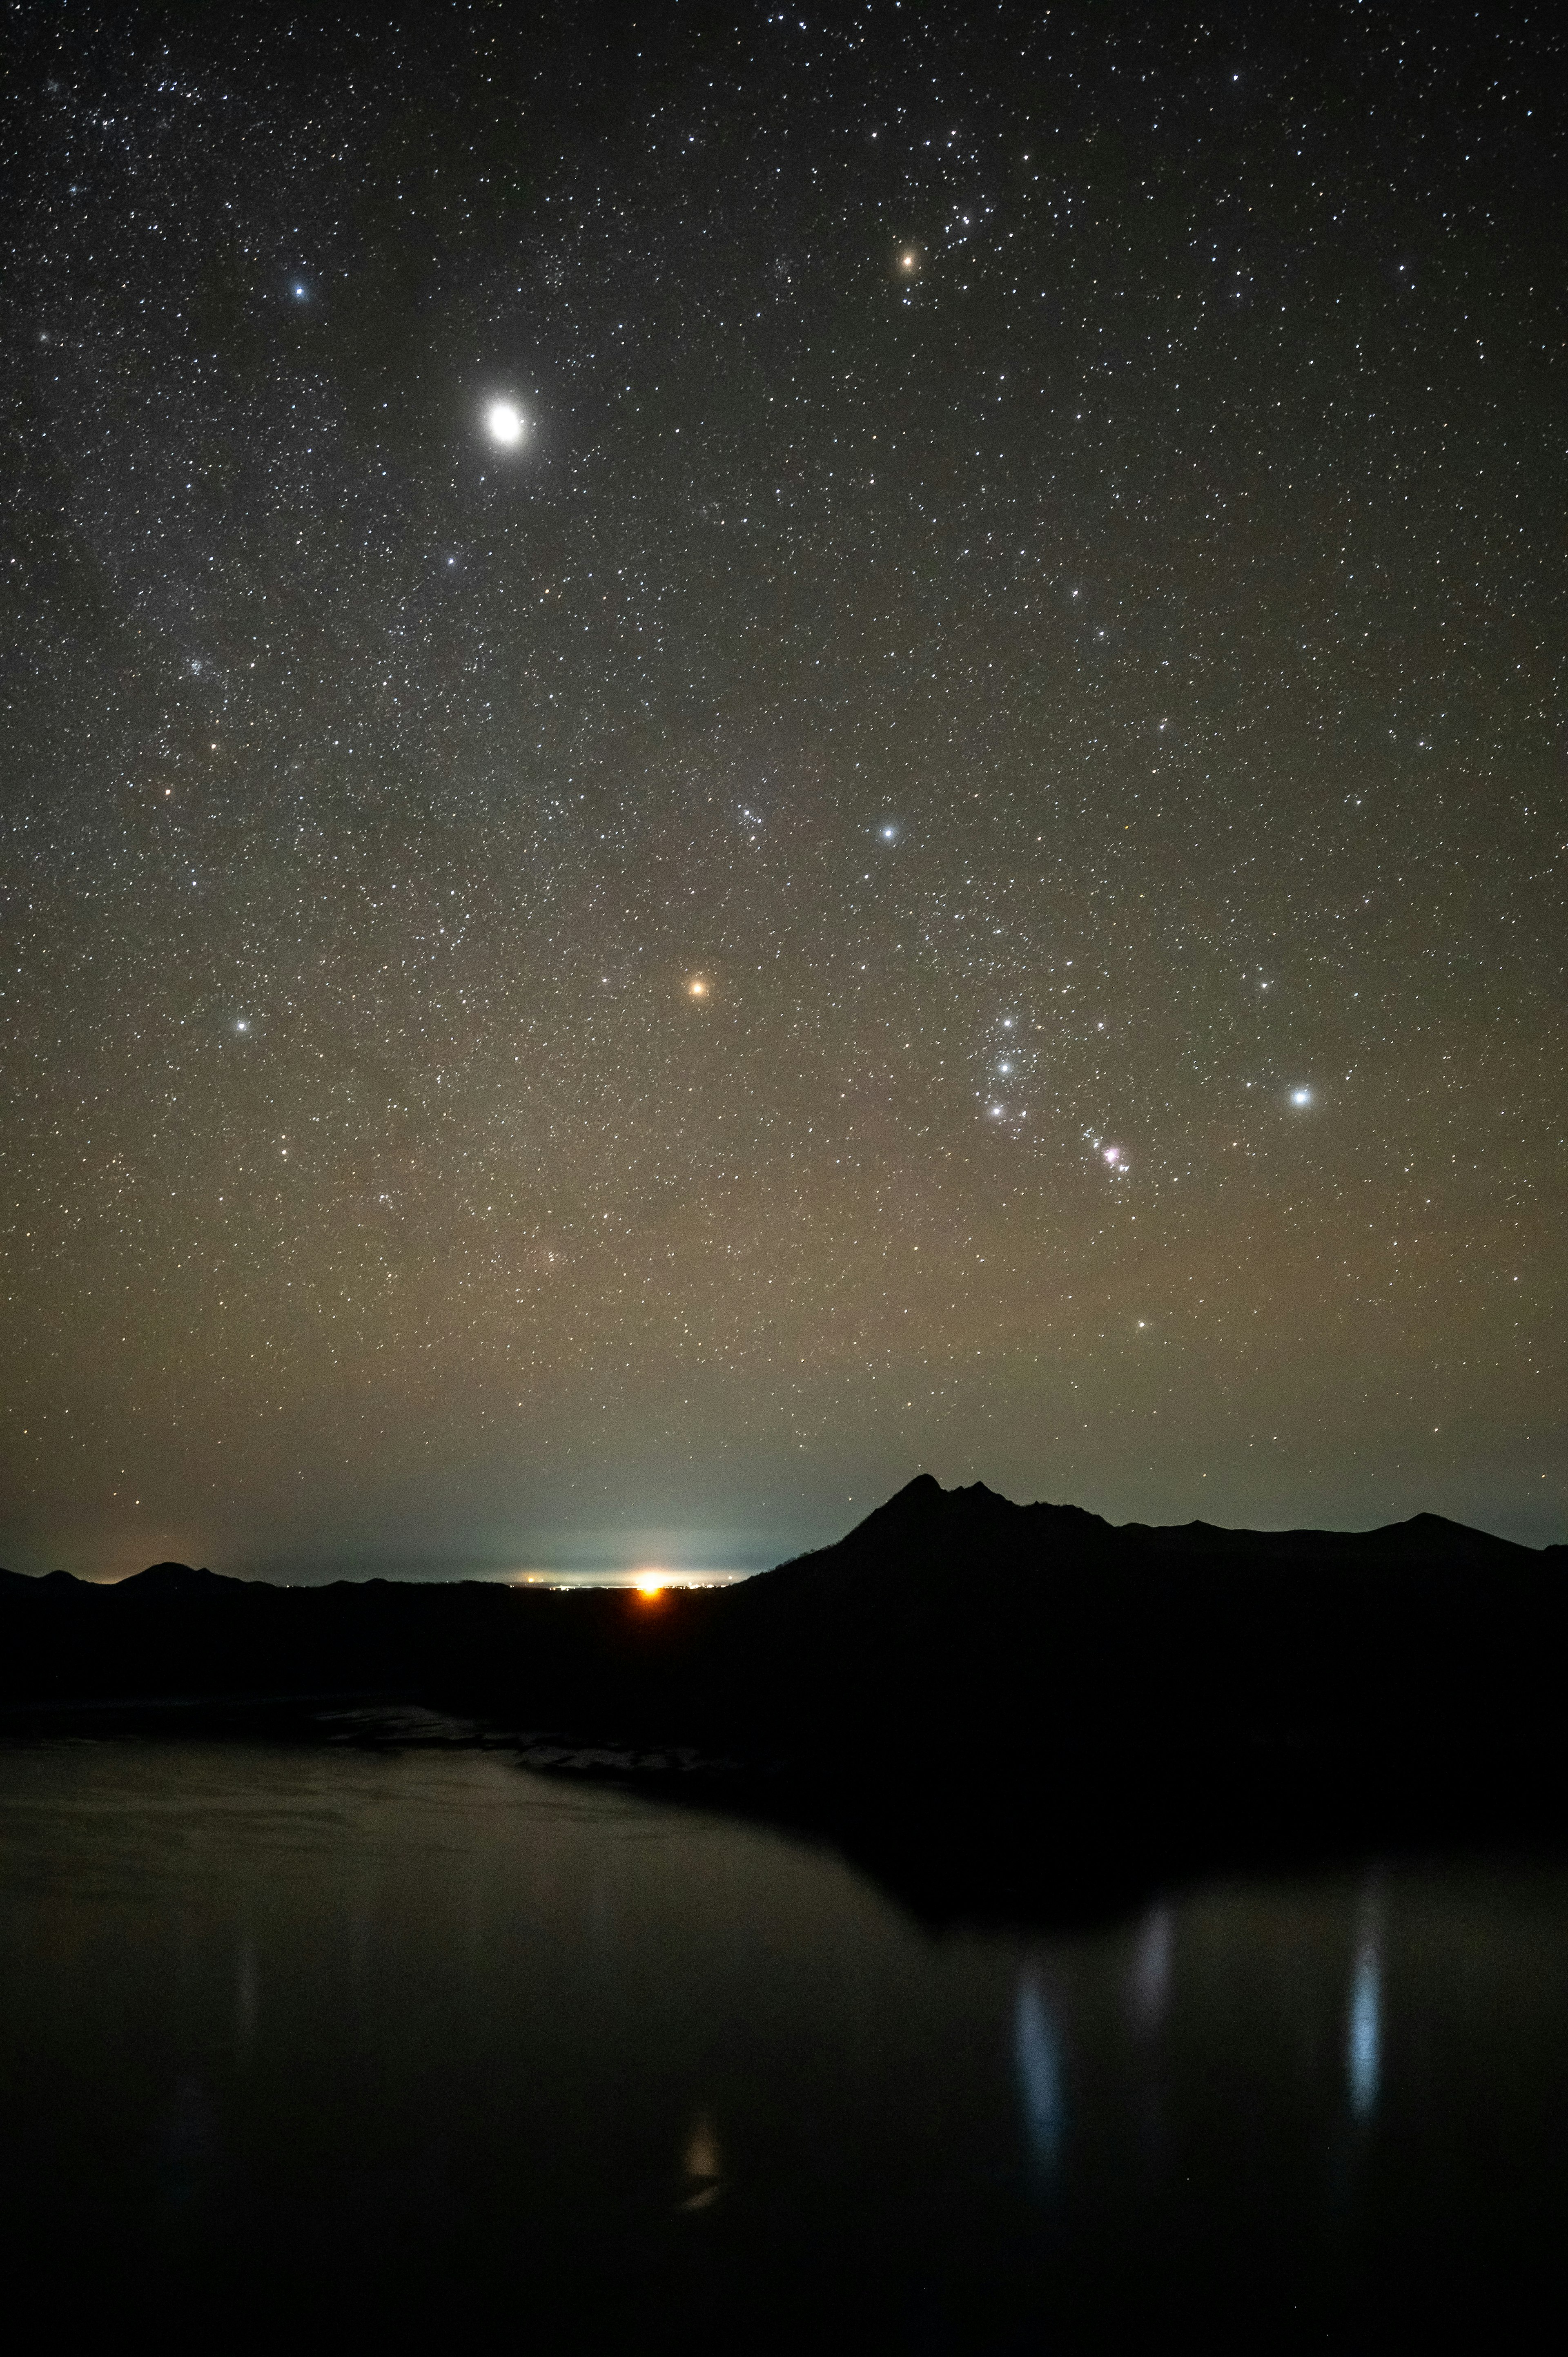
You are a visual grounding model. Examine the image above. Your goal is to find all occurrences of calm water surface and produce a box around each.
[2,1739,1566,2346]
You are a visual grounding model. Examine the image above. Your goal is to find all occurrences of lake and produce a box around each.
[1,1737,1564,2346]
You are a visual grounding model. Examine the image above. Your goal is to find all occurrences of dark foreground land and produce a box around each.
[5,1476,1567,1922]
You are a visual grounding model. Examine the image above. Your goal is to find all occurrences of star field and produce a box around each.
[1,2,1563,1578]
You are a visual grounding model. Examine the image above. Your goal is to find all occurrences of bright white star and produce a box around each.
[1291,1087,1312,1106]
[485,400,527,448]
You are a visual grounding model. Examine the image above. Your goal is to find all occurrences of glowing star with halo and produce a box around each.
[686,976,709,999]
[484,399,528,449]
[1290,1087,1313,1107]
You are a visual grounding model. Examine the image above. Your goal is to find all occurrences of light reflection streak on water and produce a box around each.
[680,2110,722,2212]
[1014,1965,1064,2184]
[234,1933,258,2054]
[1128,1904,1173,2036]
[1348,1882,1383,2123]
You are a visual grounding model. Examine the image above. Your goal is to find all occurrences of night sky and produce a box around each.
[2,2,1563,1582]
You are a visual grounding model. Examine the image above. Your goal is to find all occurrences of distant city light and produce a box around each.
[509,1569,749,1590]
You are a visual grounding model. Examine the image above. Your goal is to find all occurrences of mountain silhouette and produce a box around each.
[2,1476,1561,1748]
[0,1567,85,1596]
[0,1476,1561,1753]
[4,1478,1566,1918]
[112,1562,238,1599]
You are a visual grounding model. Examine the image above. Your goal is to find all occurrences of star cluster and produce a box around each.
[1,3,1563,1577]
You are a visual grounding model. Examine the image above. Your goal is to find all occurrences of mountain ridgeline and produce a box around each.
[4,1477,1565,1768]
